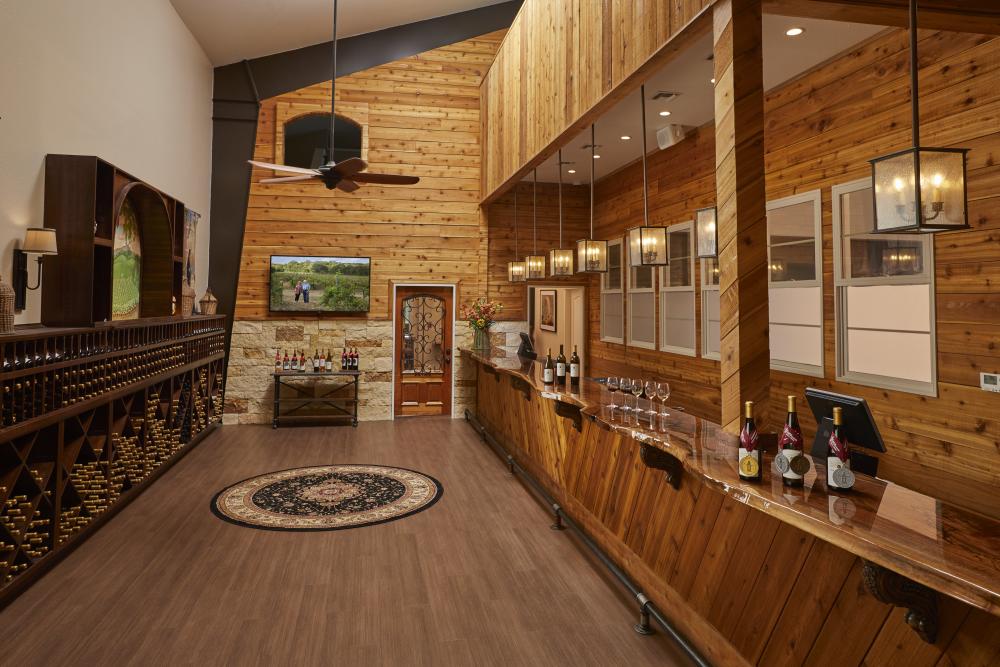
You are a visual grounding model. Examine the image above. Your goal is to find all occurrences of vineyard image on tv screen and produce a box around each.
[269,256,371,313]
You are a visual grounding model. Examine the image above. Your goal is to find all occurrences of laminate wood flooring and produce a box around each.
[1,418,692,666]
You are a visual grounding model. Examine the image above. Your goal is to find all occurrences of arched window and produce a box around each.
[283,114,362,168]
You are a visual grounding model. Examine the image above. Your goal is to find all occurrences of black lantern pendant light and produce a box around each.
[869,0,969,233]
[577,124,608,273]
[507,185,526,282]
[550,150,574,276]
[628,85,668,266]
[525,169,545,279]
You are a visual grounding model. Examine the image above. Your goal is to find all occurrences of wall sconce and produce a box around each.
[13,227,58,310]
[696,206,718,258]
[869,0,969,234]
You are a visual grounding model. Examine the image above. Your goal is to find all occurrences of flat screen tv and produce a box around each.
[269,255,371,313]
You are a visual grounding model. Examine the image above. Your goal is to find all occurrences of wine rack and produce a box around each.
[0,315,226,604]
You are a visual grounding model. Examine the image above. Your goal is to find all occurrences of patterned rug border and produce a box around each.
[210,464,444,532]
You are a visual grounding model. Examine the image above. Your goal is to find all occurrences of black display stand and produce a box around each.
[272,371,359,428]
[811,416,880,478]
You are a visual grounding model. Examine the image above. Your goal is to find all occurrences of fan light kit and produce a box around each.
[550,149,574,277]
[577,124,608,274]
[247,0,419,193]
[525,169,546,279]
[628,85,668,267]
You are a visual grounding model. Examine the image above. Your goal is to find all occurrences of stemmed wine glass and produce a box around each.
[657,381,671,431]
[619,377,632,419]
[606,376,620,420]
[644,380,657,428]
[630,378,644,424]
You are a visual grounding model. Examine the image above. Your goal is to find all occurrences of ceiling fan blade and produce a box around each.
[260,175,318,184]
[332,157,367,178]
[248,160,320,176]
[336,179,360,193]
[351,172,420,185]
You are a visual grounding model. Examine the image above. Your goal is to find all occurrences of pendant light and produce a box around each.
[525,169,546,279]
[628,85,668,265]
[576,124,608,273]
[549,150,574,276]
[869,0,968,233]
[507,185,526,282]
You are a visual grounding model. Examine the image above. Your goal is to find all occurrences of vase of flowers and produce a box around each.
[461,297,503,350]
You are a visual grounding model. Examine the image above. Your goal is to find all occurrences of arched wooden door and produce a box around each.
[394,287,452,417]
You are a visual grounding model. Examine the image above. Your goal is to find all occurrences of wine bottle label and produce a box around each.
[570,363,579,378]
[827,457,855,489]
[543,369,554,383]
[738,448,760,477]
[556,363,566,377]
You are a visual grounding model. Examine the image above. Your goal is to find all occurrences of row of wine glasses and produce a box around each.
[605,376,670,428]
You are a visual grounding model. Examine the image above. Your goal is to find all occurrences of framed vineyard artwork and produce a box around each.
[112,199,142,320]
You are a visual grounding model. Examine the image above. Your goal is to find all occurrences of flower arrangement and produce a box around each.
[461,297,503,331]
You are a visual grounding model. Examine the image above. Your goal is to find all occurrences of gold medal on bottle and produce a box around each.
[739,454,759,478]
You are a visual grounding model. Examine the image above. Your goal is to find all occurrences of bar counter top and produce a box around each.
[462,346,1000,615]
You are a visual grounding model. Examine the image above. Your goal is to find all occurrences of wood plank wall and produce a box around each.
[487,28,1000,518]
[234,31,506,320]
[480,0,714,199]
[474,370,1000,667]
[484,182,591,321]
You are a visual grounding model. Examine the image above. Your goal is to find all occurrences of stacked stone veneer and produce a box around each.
[224,319,527,424]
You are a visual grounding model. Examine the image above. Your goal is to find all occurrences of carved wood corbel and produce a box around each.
[639,444,682,489]
[861,560,938,644]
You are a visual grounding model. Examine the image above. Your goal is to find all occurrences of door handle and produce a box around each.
[444,347,452,363]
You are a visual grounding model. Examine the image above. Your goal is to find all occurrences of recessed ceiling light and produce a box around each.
[659,110,671,117]
[785,27,804,36]
[620,135,631,141]
[593,154,601,159]
[567,169,576,174]
[710,78,716,84]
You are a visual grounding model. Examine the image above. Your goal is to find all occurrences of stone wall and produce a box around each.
[224,319,526,425]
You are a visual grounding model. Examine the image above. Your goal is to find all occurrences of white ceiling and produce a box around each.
[170,0,511,65]
[533,15,885,184]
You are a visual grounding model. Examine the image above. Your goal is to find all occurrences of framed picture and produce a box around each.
[539,289,557,332]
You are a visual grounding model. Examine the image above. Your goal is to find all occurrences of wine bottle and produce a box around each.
[313,349,320,372]
[341,347,348,371]
[827,407,855,491]
[543,349,554,384]
[569,345,580,389]
[776,395,808,487]
[352,347,359,371]
[556,345,567,386]
[299,351,306,373]
[325,349,333,372]
[274,350,282,373]
[738,401,762,482]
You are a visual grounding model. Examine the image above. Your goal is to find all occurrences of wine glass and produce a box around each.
[606,376,620,420]
[657,381,671,429]
[619,377,632,419]
[630,379,644,424]
[644,380,657,428]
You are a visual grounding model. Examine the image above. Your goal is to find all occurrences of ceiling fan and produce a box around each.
[248,0,419,192]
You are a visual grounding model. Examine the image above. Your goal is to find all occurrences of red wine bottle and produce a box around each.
[827,407,855,491]
[738,401,762,482]
[569,346,580,388]
[777,395,808,487]
[556,345,567,386]
[341,347,348,371]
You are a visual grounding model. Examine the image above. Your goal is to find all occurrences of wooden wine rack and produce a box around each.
[0,315,225,605]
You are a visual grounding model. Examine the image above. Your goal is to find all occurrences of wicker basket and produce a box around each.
[199,288,218,315]
[0,275,14,333]
[181,283,197,317]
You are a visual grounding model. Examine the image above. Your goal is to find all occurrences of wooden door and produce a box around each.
[394,287,452,417]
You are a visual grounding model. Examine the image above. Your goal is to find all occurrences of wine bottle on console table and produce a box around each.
[738,401,762,482]
[299,351,306,373]
[543,349,554,385]
[827,407,855,491]
[282,350,290,371]
[776,395,808,487]
[325,350,333,372]
[275,350,282,373]
[351,348,359,370]
[569,346,580,389]
[313,350,320,372]
[556,345,567,386]
[341,347,348,371]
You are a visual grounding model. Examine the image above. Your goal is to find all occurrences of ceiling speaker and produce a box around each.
[656,124,688,150]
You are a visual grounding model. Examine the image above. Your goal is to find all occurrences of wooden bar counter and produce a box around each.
[463,346,1000,667]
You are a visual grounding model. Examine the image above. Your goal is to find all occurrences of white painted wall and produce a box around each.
[0,0,213,324]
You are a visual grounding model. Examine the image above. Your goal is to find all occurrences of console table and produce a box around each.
[272,371,359,428]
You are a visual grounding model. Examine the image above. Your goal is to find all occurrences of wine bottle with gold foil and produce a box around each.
[543,349,554,385]
[776,395,808,487]
[827,407,855,491]
[738,401,762,482]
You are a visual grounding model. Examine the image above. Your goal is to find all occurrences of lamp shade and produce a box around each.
[549,248,573,276]
[695,206,718,258]
[870,147,969,233]
[628,226,667,266]
[507,260,526,282]
[525,254,545,279]
[576,239,608,273]
[23,227,58,255]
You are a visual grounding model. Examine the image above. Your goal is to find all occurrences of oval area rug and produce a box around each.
[211,464,443,531]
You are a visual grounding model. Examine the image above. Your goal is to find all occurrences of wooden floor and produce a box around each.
[2,418,691,666]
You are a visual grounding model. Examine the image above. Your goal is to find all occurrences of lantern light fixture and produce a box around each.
[627,84,668,267]
[507,184,526,282]
[695,206,718,258]
[550,149,574,277]
[577,124,608,273]
[525,169,545,279]
[869,0,968,234]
